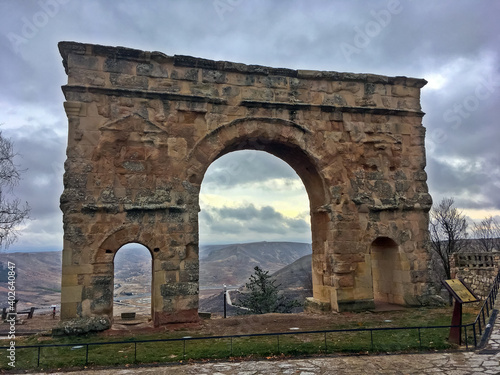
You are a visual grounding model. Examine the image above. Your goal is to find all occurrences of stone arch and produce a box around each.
[81,226,159,321]
[188,117,328,209]
[95,225,143,264]
[59,42,432,325]
[370,236,410,305]
[188,117,332,303]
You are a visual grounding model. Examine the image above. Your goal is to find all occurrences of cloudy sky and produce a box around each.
[0,0,499,251]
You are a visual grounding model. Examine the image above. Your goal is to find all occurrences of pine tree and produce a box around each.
[235,266,300,314]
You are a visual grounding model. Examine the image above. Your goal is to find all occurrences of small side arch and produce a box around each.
[87,226,158,321]
[370,236,409,305]
[94,225,143,264]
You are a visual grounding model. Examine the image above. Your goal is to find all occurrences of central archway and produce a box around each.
[198,149,313,314]
[187,117,333,307]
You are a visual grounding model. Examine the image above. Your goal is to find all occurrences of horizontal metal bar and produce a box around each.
[0,324,463,350]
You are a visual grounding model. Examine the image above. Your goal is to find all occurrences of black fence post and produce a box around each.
[464,326,468,349]
[37,346,41,367]
[473,323,477,348]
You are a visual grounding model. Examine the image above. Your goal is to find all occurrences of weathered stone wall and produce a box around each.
[59,41,433,326]
[451,253,500,299]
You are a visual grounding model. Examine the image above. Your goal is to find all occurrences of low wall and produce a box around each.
[450,253,500,299]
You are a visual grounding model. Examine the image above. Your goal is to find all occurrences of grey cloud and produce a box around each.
[2,124,66,251]
[426,156,500,210]
[203,150,299,189]
[200,204,311,240]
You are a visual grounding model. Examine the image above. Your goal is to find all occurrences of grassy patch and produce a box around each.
[0,305,483,371]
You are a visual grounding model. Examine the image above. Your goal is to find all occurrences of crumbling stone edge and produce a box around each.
[52,316,111,336]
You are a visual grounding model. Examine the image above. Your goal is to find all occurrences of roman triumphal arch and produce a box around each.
[59,41,433,326]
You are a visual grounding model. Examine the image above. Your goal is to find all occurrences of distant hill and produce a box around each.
[114,247,151,286]
[0,251,62,308]
[199,241,312,287]
[199,254,314,315]
[271,254,312,291]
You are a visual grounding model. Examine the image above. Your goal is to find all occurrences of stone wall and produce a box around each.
[451,253,500,299]
[58,41,433,326]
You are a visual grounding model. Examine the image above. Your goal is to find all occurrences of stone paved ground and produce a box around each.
[28,351,500,374]
[484,293,500,353]
[28,295,500,375]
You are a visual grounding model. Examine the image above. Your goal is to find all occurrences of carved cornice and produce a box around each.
[241,100,425,118]
[63,101,83,117]
[61,85,227,105]
[58,41,427,88]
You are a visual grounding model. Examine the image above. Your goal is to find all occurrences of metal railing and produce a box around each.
[0,324,462,368]
[464,267,500,347]
[2,268,499,369]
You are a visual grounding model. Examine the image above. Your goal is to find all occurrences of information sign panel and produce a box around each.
[443,279,479,303]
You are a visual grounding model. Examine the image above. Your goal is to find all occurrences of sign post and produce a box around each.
[442,279,480,345]
[223,284,227,319]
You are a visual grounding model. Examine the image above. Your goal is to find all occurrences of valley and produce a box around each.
[0,241,313,316]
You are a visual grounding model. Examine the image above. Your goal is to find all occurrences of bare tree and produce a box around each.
[429,197,468,279]
[471,216,500,252]
[0,130,30,248]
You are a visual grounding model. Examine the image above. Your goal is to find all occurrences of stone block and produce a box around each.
[161,261,179,271]
[337,299,375,312]
[167,137,187,158]
[60,302,78,321]
[109,73,148,89]
[161,282,198,297]
[333,261,356,274]
[61,286,83,303]
[202,69,227,84]
[154,309,199,325]
[62,264,94,275]
[304,297,331,313]
[391,85,416,98]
